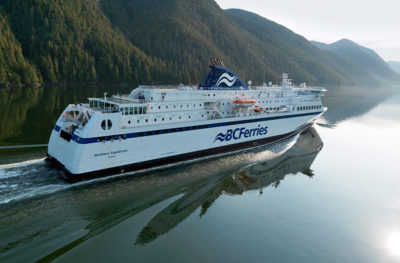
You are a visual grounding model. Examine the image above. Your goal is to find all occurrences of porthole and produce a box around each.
[101,120,106,130]
[128,120,131,124]
[154,118,157,122]
[145,119,148,122]
[158,106,161,109]
[107,119,112,130]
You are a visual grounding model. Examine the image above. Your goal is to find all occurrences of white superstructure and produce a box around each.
[47,60,327,177]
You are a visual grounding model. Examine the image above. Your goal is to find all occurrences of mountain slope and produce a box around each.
[311,39,398,81]
[99,0,373,86]
[0,0,385,86]
[387,61,400,74]
[0,12,40,84]
[225,9,374,85]
[0,0,168,84]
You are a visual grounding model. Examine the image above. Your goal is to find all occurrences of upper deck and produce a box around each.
[57,62,326,133]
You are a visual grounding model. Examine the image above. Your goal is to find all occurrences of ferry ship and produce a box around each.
[47,59,327,178]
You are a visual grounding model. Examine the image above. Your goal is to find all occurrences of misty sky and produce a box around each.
[216,0,400,61]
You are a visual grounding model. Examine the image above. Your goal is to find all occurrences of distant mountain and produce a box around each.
[387,61,400,74]
[99,0,375,85]
[311,39,398,81]
[225,9,374,85]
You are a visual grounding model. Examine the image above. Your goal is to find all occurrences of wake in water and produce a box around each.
[0,159,69,204]
[0,134,298,205]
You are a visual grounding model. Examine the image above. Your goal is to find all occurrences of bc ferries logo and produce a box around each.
[216,73,237,87]
[214,125,268,142]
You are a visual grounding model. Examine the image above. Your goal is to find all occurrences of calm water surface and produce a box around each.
[0,85,399,262]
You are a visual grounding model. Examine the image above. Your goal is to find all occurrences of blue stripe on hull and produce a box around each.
[54,111,322,145]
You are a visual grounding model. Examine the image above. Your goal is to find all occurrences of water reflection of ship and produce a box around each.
[135,127,323,245]
[0,128,323,261]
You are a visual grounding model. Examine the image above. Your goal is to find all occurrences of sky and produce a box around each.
[216,0,400,61]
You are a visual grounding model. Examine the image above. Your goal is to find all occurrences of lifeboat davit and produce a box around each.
[232,98,256,107]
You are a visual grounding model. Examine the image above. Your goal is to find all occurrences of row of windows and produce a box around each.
[121,107,147,115]
[151,103,202,110]
[125,114,206,125]
[97,134,126,142]
[297,105,322,111]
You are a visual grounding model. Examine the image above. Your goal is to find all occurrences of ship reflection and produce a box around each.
[135,127,323,245]
[0,128,323,262]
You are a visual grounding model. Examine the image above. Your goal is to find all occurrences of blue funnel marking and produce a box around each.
[199,65,248,90]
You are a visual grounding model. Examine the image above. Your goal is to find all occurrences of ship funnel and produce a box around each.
[199,60,248,90]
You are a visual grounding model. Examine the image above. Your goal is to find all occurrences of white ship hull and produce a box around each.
[47,61,327,178]
[48,110,324,177]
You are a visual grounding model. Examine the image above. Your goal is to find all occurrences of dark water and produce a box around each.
[0,85,400,262]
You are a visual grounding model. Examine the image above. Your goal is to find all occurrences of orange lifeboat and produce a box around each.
[232,98,256,107]
[253,105,264,113]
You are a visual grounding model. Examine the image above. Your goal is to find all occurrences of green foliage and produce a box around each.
[0,12,40,84]
[99,0,376,85]
[0,0,168,84]
[0,0,384,85]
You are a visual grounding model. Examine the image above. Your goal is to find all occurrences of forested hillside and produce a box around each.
[0,0,168,84]
[0,12,40,84]
[311,39,398,81]
[225,9,374,85]
[99,0,374,85]
[0,0,388,86]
